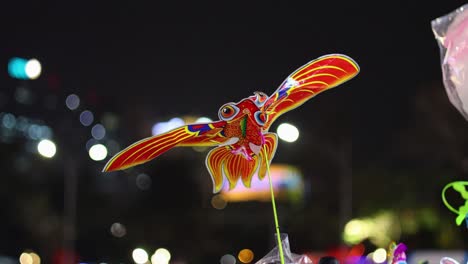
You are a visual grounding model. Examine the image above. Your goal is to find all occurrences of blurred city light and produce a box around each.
[220,254,236,264]
[27,125,41,140]
[8,58,42,80]
[8,57,28,79]
[14,87,33,104]
[343,219,369,244]
[79,110,94,126]
[132,248,148,264]
[277,123,299,142]
[372,248,386,263]
[220,164,304,203]
[152,117,184,135]
[110,222,127,238]
[2,113,16,129]
[136,173,152,190]
[25,59,42,79]
[211,194,227,210]
[85,138,99,150]
[238,249,254,263]
[195,116,213,123]
[29,252,40,264]
[37,139,56,158]
[88,144,108,161]
[19,252,32,264]
[65,94,80,110]
[343,212,400,247]
[105,139,121,156]
[151,248,171,264]
[91,124,106,140]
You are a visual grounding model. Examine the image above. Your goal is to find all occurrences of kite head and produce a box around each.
[218,93,268,129]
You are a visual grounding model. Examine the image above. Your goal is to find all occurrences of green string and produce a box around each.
[263,146,285,264]
[441,181,468,225]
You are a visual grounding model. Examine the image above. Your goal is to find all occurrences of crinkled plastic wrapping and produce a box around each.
[432,4,468,120]
[255,234,312,264]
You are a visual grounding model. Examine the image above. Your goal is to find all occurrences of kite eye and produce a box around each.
[218,103,240,121]
[254,111,267,126]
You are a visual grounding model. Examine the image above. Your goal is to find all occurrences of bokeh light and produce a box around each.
[151,248,171,264]
[14,86,32,104]
[8,57,28,79]
[220,254,236,264]
[80,110,94,126]
[372,248,386,263]
[343,219,369,244]
[28,125,41,140]
[91,124,106,140]
[85,138,99,150]
[89,144,108,161]
[2,113,16,129]
[211,194,227,210]
[37,139,56,158]
[195,116,213,123]
[136,173,152,190]
[19,253,32,264]
[110,222,127,238]
[343,212,400,247]
[238,249,254,263]
[25,59,42,79]
[132,248,148,264]
[277,123,299,143]
[29,252,40,264]
[152,117,185,135]
[65,94,80,110]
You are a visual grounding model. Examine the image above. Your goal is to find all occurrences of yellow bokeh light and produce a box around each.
[211,194,227,210]
[30,252,41,264]
[238,249,254,263]
[343,219,370,244]
[19,253,33,264]
[151,248,171,264]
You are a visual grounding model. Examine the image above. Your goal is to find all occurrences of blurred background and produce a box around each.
[1,1,468,264]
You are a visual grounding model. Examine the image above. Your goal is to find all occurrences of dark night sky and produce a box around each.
[1,1,468,263]
[2,0,465,150]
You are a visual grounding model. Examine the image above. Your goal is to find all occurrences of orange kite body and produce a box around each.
[103,54,359,193]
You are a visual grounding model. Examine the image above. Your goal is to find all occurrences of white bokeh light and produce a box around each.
[195,116,212,123]
[372,248,387,263]
[89,144,108,161]
[152,117,185,135]
[37,139,56,158]
[277,123,299,143]
[25,59,42,79]
[151,248,171,264]
[132,248,148,264]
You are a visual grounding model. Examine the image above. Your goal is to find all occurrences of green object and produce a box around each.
[441,181,468,226]
[264,146,285,264]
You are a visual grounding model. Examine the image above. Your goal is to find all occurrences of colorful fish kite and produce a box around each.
[103,54,359,193]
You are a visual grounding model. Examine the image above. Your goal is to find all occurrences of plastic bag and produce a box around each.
[255,234,312,264]
[432,4,468,120]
